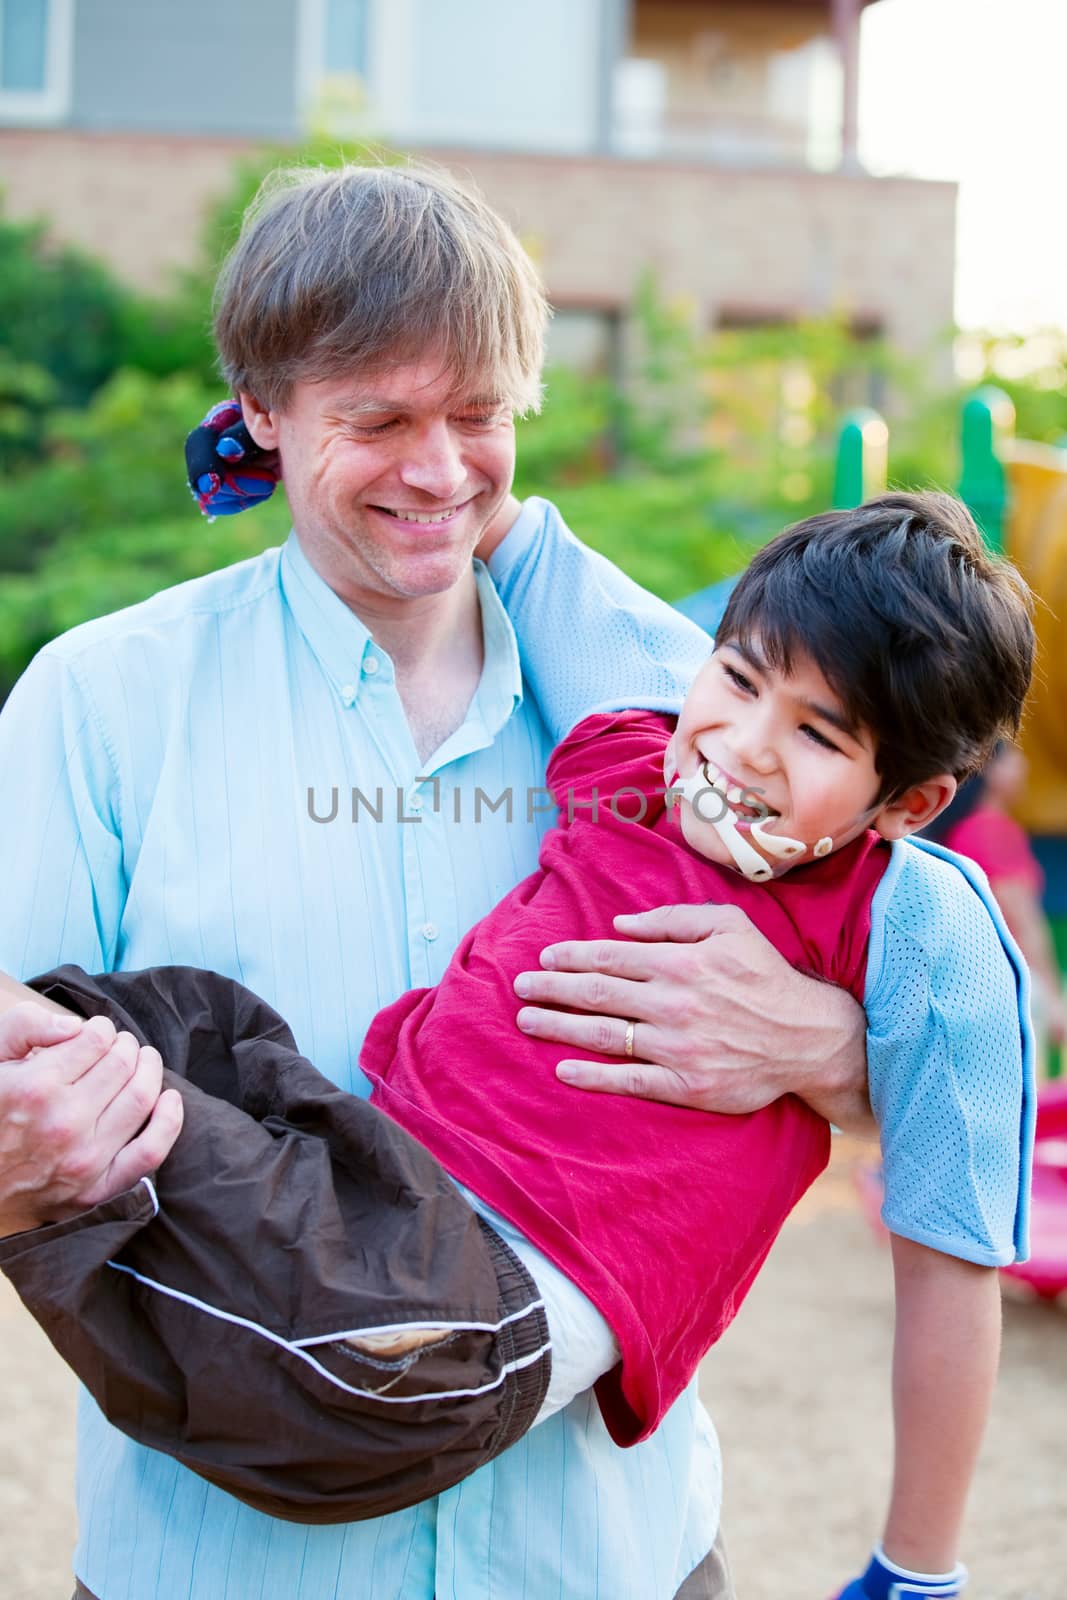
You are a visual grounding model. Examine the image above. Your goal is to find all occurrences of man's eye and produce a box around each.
[457,412,501,429]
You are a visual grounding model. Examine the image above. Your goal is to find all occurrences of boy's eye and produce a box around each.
[800,723,840,752]
[722,663,756,694]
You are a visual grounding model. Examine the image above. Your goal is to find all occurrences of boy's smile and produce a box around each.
[669,640,894,878]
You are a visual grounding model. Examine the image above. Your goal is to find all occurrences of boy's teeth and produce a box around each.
[726,785,743,804]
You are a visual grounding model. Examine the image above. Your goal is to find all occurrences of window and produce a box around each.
[297,0,372,134]
[324,0,368,79]
[0,0,72,121]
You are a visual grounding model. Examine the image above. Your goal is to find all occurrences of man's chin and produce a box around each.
[377,548,483,601]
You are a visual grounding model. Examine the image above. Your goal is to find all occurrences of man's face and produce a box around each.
[244,357,517,614]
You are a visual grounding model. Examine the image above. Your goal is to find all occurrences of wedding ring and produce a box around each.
[623,1020,636,1059]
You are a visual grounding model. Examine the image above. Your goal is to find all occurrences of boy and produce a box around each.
[0,492,1033,1600]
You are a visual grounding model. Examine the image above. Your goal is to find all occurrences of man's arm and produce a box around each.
[489,500,870,1127]
[487,496,711,742]
[0,649,175,1231]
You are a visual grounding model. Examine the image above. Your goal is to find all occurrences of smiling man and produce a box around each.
[0,163,875,1600]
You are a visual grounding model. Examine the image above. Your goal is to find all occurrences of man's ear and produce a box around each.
[872,774,958,841]
[239,393,281,451]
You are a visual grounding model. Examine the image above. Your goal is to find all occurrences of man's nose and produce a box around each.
[399,421,467,500]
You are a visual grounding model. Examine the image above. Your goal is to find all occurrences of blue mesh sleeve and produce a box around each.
[864,839,1035,1266]
[488,497,711,744]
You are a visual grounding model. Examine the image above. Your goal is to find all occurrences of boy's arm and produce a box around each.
[835,845,1030,1598]
[834,1238,996,1598]
[883,1236,999,1570]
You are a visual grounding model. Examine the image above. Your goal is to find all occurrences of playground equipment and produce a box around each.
[1001,1082,1067,1300]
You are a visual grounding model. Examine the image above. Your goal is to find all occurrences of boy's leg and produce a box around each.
[4,963,550,1524]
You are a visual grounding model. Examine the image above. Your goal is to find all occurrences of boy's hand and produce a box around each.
[0,1002,183,1238]
[833,1547,967,1598]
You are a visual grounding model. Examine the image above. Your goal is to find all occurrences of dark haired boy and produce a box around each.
[0,493,1033,1600]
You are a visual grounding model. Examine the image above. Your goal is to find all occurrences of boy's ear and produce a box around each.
[872,775,958,841]
[239,393,281,451]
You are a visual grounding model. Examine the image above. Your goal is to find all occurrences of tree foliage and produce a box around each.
[1,147,1063,703]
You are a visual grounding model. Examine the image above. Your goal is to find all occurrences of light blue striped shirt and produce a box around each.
[0,498,720,1600]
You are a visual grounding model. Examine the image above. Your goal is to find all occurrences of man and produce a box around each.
[0,163,871,1599]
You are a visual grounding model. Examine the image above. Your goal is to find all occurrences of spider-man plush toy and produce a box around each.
[185,399,281,517]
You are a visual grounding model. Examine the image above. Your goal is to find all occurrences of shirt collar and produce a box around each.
[280,532,382,699]
[279,532,523,736]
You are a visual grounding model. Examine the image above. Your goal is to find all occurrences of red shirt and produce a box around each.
[364,713,890,1445]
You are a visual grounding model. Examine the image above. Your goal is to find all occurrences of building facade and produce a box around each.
[0,0,956,364]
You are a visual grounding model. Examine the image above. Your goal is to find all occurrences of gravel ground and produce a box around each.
[1,1136,1063,1598]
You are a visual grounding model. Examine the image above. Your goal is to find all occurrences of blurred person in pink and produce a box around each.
[929,741,1067,1050]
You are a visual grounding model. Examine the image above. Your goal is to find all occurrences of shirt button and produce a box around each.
[422,922,438,942]
[363,655,380,676]
[408,792,424,813]
[340,684,357,706]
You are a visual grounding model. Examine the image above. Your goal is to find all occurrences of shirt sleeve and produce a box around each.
[863,838,1035,1267]
[488,497,711,744]
[0,645,126,979]
[545,711,674,819]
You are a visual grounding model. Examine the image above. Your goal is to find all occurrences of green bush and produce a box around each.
[0,369,226,571]
[545,470,755,601]
[0,211,132,407]
[0,497,292,696]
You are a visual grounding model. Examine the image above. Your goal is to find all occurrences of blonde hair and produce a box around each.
[213,161,548,413]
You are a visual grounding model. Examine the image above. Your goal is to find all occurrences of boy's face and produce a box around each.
[668,639,953,879]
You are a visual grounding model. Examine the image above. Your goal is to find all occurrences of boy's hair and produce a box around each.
[214,161,548,414]
[715,492,1035,802]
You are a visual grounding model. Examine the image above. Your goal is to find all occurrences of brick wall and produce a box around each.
[0,130,255,292]
[0,130,956,355]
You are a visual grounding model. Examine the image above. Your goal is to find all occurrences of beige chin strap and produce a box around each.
[669,766,773,882]
[749,817,806,862]
[750,818,834,864]
[671,768,835,880]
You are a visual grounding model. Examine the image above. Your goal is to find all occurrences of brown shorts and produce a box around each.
[3,965,550,1525]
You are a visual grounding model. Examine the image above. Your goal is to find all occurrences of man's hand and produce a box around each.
[0,1002,184,1238]
[513,902,874,1129]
